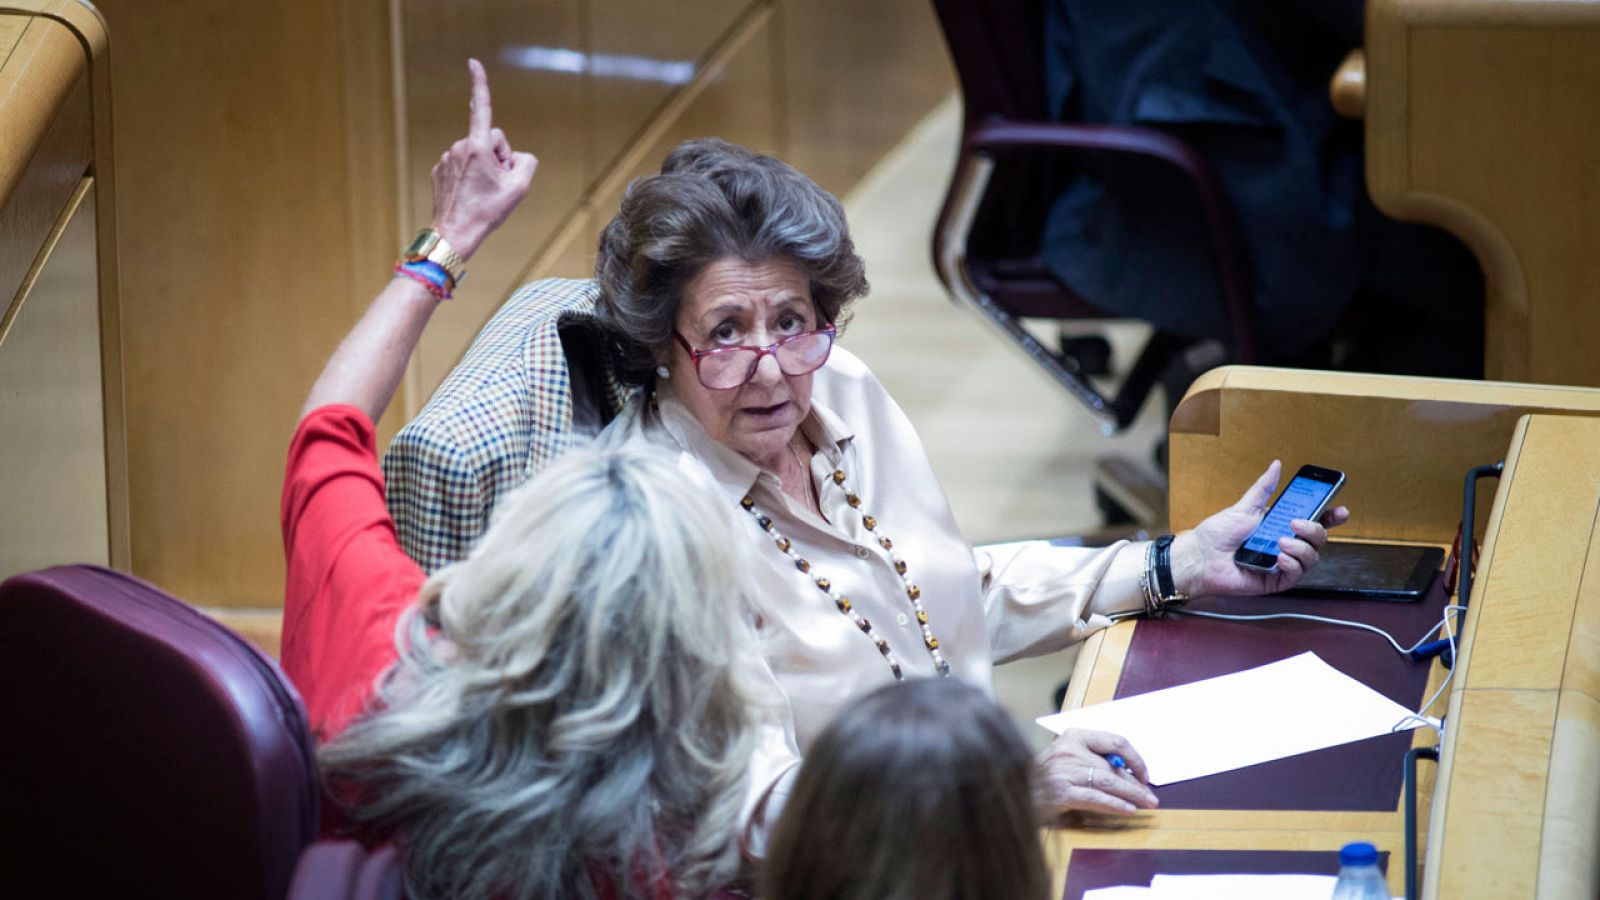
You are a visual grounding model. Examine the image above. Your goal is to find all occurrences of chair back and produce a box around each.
[932,0,1051,131]
[930,0,1066,266]
[0,565,319,899]
[928,0,1256,432]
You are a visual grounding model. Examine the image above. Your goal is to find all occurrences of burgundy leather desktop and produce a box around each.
[1113,572,1448,811]
[0,565,319,899]
[1062,848,1387,899]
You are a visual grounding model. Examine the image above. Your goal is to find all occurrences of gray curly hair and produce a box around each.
[318,440,761,900]
[594,137,870,385]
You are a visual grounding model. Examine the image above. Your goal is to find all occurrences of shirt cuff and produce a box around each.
[1091,540,1151,619]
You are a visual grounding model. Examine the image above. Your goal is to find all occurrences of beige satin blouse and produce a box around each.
[614,345,1149,839]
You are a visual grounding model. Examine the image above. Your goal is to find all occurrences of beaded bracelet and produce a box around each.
[393,260,453,301]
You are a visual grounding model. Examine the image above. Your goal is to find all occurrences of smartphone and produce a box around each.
[1233,464,1346,573]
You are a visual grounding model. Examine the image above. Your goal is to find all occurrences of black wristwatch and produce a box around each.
[1152,534,1189,610]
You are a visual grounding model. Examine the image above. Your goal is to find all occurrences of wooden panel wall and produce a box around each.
[91,0,396,613]
[88,0,953,620]
[403,0,954,411]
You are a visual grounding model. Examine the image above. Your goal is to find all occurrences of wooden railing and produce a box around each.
[0,0,125,579]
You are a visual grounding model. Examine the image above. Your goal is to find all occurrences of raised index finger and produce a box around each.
[468,58,493,138]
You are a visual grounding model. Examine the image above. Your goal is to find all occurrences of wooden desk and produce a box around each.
[1050,591,1448,898]
[1365,0,1600,386]
[1168,367,1600,542]
[1048,369,1600,898]
[1425,413,1600,897]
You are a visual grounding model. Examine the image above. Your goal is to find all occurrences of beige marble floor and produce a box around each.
[836,96,1167,745]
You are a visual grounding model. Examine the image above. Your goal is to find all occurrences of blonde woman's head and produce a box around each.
[322,440,758,900]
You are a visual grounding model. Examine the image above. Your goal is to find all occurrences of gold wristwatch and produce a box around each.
[402,228,467,285]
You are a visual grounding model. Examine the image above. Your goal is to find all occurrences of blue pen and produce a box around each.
[1105,753,1135,779]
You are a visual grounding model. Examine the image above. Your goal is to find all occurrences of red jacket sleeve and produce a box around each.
[281,404,425,741]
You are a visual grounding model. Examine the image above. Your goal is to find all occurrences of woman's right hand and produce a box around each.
[430,58,538,261]
[1035,727,1159,817]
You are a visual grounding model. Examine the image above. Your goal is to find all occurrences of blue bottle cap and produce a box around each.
[1340,842,1379,866]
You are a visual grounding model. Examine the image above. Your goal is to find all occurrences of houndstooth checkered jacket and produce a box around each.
[381,278,632,572]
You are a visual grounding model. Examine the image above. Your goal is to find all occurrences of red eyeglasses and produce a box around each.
[673,326,837,390]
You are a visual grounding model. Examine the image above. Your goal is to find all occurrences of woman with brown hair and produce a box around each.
[761,678,1050,900]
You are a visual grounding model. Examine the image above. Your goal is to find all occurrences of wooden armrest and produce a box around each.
[1330,48,1365,118]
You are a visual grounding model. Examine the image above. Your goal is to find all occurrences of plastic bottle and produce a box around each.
[1330,841,1389,899]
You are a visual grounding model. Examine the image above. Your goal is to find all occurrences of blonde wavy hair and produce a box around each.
[320,440,760,900]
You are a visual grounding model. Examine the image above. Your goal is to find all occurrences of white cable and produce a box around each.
[1167,608,1411,653]
[1162,602,1469,735]
[1394,605,1464,735]
[1164,604,1467,657]
[1400,605,1466,654]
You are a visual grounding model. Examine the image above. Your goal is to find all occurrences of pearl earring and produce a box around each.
[655,366,671,379]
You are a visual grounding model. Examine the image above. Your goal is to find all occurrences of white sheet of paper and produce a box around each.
[1148,873,1338,899]
[1036,651,1423,785]
[1081,873,1386,900]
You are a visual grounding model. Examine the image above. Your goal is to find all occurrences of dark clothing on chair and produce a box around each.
[1040,0,1481,371]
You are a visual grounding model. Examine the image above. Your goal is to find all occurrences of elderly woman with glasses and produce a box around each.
[591,137,1349,838]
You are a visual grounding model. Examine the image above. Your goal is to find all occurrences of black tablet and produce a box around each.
[1284,541,1446,601]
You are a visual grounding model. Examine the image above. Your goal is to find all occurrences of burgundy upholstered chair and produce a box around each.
[929,0,1260,526]
[0,565,319,899]
[929,0,1257,433]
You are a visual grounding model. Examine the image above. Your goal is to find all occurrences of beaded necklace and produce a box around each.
[739,461,950,681]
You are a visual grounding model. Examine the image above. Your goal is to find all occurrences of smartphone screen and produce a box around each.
[1235,466,1345,571]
